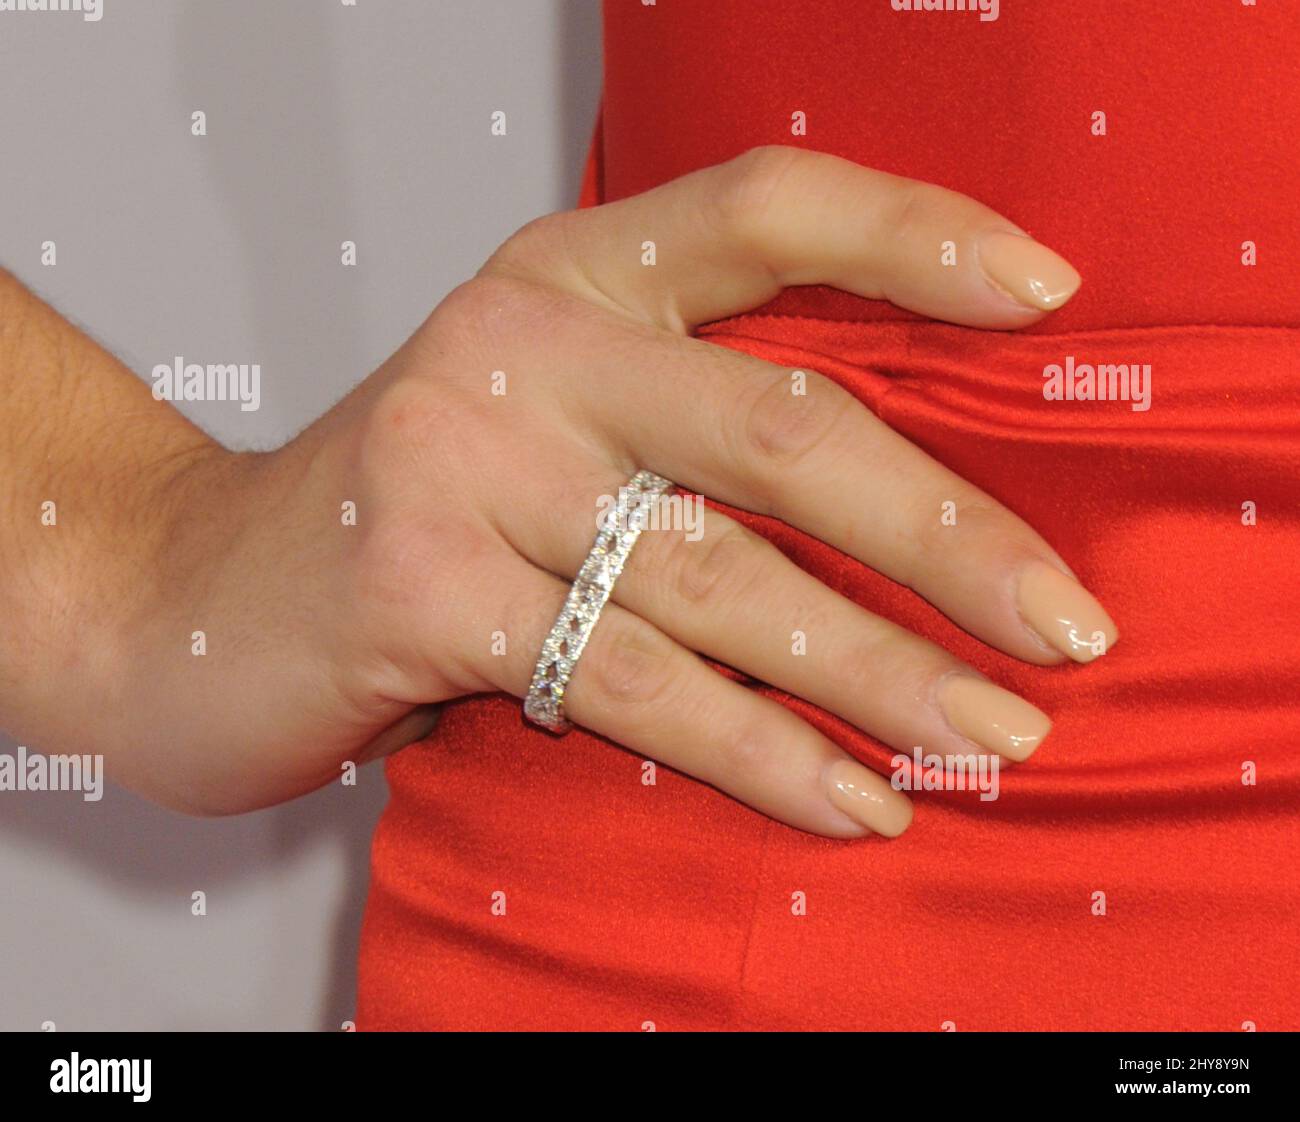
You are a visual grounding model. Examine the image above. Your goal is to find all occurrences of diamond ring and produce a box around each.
[523,469,675,733]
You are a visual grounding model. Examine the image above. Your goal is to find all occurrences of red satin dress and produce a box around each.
[358,1,1300,1030]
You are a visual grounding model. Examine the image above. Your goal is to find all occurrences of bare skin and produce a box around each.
[0,147,1116,834]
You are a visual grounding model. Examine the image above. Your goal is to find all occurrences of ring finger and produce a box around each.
[499,463,1052,767]
[442,548,914,839]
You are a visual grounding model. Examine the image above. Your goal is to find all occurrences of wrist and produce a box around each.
[2,433,243,754]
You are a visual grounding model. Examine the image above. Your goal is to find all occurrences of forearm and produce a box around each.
[0,269,224,750]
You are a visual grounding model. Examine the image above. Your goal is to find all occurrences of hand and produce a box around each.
[32,147,1117,832]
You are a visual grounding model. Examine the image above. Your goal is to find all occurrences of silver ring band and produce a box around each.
[523,469,675,733]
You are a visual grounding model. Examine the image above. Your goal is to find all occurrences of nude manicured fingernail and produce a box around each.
[824,759,913,838]
[1017,561,1119,663]
[939,675,1052,763]
[977,230,1081,311]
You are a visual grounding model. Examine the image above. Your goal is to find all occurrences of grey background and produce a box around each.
[0,0,602,1030]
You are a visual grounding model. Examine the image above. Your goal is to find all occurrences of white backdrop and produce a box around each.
[0,0,603,1031]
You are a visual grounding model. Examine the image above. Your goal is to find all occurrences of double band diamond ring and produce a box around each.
[523,470,675,733]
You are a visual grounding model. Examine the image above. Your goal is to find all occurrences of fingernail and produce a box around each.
[978,230,1081,311]
[938,675,1051,763]
[824,758,913,838]
[1017,561,1119,663]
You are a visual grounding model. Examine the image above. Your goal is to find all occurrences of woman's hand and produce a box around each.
[16,147,1116,832]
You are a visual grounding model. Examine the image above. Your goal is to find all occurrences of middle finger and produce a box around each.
[545,314,1118,667]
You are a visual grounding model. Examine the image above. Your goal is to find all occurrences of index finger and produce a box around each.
[488,145,1081,332]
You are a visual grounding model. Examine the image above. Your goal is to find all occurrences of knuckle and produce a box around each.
[437,265,600,365]
[840,639,943,727]
[708,710,777,782]
[713,145,806,244]
[665,521,764,611]
[902,493,1002,586]
[431,273,508,329]
[578,616,682,713]
[838,628,896,685]
[430,271,549,345]
[897,507,950,588]
[360,376,485,475]
[481,211,572,277]
[887,180,951,240]
[738,365,853,476]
